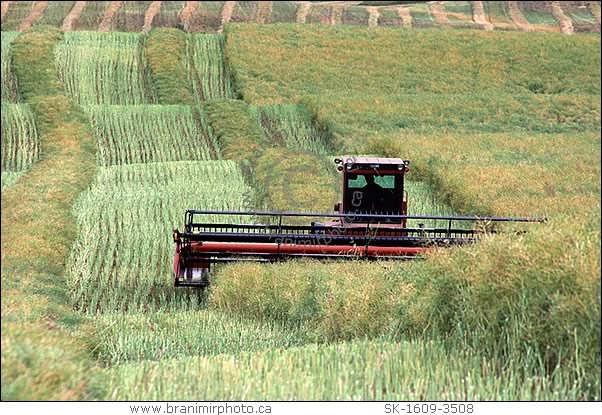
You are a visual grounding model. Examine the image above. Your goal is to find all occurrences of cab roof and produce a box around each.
[349,157,405,165]
[337,157,409,167]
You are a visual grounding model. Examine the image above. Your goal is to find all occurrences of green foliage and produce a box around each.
[211,213,601,397]
[211,261,401,339]
[396,212,601,383]
[208,28,600,399]
[55,32,156,105]
[94,310,310,364]
[67,160,252,314]
[249,104,335,155]
[12,25,63,99]
[203,101,337,218]
[404,181,458,227]
[84,104,219,166]
[254,147,338,214]
[203,99,268,160]
[105,338,596,400]
[2,16,600,402]
[365,131,601,218]
[226,24,600,103]
[522,4,559,26]
[144,28,195,105]
[2,25,98,401]
[1,171,23,192]
[1,32,20,103]
[1,103,39,172]
[305,92,600,144]
[210,181,456,336]
[1,102,98,400]
[189,34,236,101]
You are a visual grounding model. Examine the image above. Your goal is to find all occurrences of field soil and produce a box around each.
[62,1,87,31]
[397,7,412,27]
[508,1,533,31]
[143,1,162,33]
[218,1,236,32]
[551,1,574,34]
[470,1,494,30]
[428,1,449,26]
[98,1,123,32]
[1,1,12,21]
[255,1,272,24]
[17,0,48,31]
[180,1,199,31]
[366,6,379,27]
[295,1,312,23]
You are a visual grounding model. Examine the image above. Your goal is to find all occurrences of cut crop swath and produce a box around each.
[188,34,236,101]
[95,310,308,365]
[67,160,252,314]
[1,32,19,103]
[104,338,587,400]
[249,104,332,156]
[56,32,156,105]
[1,103,39,172]
[84,104,219,166]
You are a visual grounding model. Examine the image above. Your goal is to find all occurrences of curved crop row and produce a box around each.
[1,103,39,172]
[67,160,252,314]
[3,26,98,400]
[188,34,236,101]
[203,99,338,215]
[55,32,156,105]
[144,28,195,104]
[1,32,19,102]
[85,104,218,166]
[248,104,333,156]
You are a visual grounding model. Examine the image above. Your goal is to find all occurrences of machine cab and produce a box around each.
[334,157,410,224]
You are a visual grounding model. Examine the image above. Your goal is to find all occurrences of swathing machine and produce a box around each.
[172,157,544,287]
